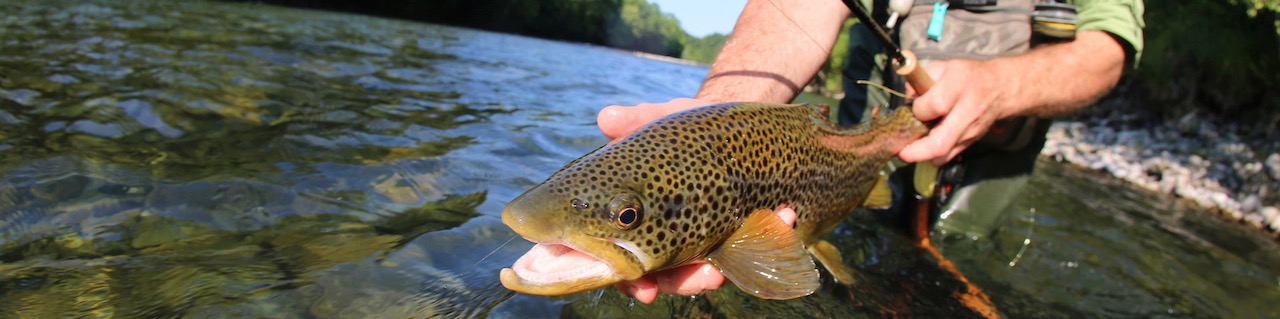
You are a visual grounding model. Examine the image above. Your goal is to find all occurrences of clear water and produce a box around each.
[0,0,1276,318]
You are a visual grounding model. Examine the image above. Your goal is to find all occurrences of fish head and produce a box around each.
[500,149,674,296]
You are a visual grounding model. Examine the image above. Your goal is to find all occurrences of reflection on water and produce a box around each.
[1,0,1277,318]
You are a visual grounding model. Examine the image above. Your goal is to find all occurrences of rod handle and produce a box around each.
[895,50,941,199]
[894,50,934,94]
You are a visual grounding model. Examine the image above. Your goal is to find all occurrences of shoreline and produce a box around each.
[1040,97,1280,236]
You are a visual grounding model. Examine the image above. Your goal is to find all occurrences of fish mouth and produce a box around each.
[500,240,635,296]
[499,191,649,295]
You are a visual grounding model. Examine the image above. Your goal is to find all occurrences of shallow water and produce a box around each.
[1,0,1277,318]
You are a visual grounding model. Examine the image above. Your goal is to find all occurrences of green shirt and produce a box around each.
[1074,0,1146,67]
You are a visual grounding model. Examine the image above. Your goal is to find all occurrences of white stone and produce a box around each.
[1240,195,1261,213]
[1227,209,1244,221]
[1244,213,1265,228]
[1266,206,1280,231]
[1266,153,1280,180]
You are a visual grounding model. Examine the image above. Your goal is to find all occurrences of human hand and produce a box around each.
[898,59,1011,166]
[596,98,718,141]
[613,206,798,304]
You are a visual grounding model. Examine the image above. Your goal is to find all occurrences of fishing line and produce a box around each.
[765,0,833,56]
[475,234,518,266]
[856,80,908,99]
[589,288,607,306]
[1007,208,1036,267]
[767,1,905,99]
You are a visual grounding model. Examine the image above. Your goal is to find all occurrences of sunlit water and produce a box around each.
[1,0,1276,318]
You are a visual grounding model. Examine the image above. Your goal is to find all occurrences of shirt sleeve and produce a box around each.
[1073,0,1146,68]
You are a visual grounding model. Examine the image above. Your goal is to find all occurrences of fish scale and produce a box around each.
[501,103,927,299]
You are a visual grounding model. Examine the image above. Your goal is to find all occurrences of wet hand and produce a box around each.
[898,60,1010,166]
[596,98,718,141]
[613,206,797,304]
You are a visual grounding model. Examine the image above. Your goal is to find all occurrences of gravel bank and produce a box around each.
[1040,98,1280,236]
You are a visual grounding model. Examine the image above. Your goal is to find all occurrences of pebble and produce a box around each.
[1240,195,1260,214]
[1263,206,1280,230]
[1244,213,1265,228]
[1042,107,1278,234]
[1117,130,1149,147]
[1266,153,1280,180]
[1177,112,1198,135]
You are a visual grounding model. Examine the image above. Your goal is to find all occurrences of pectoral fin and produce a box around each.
[914,162,939,198]
[809,240,857,285]
[706,209,820,299]
[862,173,893,210]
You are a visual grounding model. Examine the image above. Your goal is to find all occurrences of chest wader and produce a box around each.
[839,0,1074,239]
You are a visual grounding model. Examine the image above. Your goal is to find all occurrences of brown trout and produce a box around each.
[500,103,927,299]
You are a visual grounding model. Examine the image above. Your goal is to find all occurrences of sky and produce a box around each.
[649,0,747,37]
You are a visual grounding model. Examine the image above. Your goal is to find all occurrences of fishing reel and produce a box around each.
[1032,0,1078,40]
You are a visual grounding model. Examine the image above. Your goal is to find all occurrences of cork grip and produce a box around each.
[894,50,934,94]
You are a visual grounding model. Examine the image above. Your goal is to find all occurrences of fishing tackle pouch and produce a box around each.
[899,0,1034,61]
[897,0,1045,150]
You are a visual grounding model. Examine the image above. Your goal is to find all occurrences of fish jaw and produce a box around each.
[499,240,626,296]
[499,235,649,295]
[500,193,649,295]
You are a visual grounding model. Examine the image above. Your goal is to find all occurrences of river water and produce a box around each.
[1,0,1277,318]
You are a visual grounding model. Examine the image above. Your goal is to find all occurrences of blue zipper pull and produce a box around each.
[927,1,948,41]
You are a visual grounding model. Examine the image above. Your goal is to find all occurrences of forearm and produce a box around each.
[991,30,1126,118]
[695,0,850,104]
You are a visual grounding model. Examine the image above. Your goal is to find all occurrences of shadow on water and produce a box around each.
[0,159,516,317]
[0,0,530,317]
[0,0,518,180]
[942,160,1280,318]
[1,0,1278,318]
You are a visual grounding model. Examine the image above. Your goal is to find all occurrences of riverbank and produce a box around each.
[1040,94,1280,236]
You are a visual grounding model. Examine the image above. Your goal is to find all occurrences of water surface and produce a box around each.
[1,1,1277,318]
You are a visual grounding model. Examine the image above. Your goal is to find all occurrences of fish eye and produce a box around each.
[608,192,644,230]
[614,207,640,229]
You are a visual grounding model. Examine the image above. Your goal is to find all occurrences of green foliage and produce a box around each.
[816,19,857,95]
[1235,0,1280,20]
[604,0,686,56]
[236,0,689,56]
[680,33,728,64]
[1136,0,1280,128]
[676,20,854,95]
